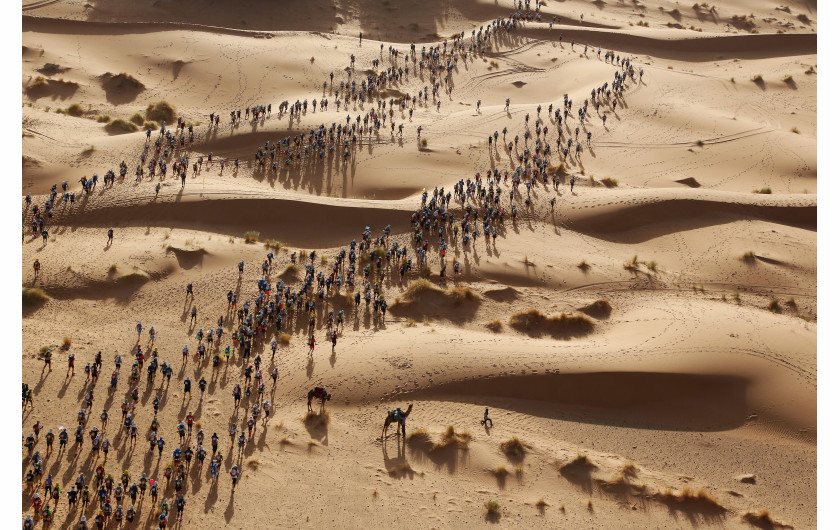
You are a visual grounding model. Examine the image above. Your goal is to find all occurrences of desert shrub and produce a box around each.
[244,231,260,243]
[484,500,500,514]
[500,437,526,458]
[106,119,138,133]
[601,177,618,188]
[66,103,84,117]
[22,287,50,307]
[96,114,112,123]
[145,101,177,123]
[486,320,503,333]
[129,112,145,125]
[509,309,594,337]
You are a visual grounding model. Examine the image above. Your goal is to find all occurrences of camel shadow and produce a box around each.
[381,437,416,479]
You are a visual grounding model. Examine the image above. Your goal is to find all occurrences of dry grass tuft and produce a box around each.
[244,231,260,243]
[753,187,772,194]
[742,251,756,263]
[624,255,639,271]
[23,287,51,307]
[486,319,503,333]
[129,112,145,126]
[654,487,725,513]
[492,465,508,477]
[96,114,112,123]
[484,500,501,515]
[768,298,782,313]
[431,425,471,450]
[278,333,292,345]
[406,428,429,442]
[577,260,590,271]
[578,299,612,319]
[790,126,800,134]
[500,437,526,459]
[742,509,792,528]
[246,457,260,469]
[264,239,285,250]
[600,177,618,188]
[61,337,72,350]
[303,411,330,426]
[509,309,595,338]
[535,497,549,508]
[145,101,176,123]
[106,119,138,133]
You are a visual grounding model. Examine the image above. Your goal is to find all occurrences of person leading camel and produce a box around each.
[382,404,413,438]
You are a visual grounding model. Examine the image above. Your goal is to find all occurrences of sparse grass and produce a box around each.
[280,264,300,278]
[646,260,658,272]
[509,309,595,337]
[785,297,797,308]
[624,255,639,271]
[372,489,378,497]
[486,319,503,333]
[568,453,595,468]
[535,498,549,508]
[484,500,501,515]
[600,177,618,188]
[578,299,612,319]
[108,264,118,272]
[61,337,72,350]
[246,457,260,469]
[751,74,764,83]
[431,425,471,450]
[742,250,756,262]
[695,140,705,147]
[742,509,789,528]
[39,346,51,355]
[264,239,285,250]
[500,437,526,459]
[310,56,315,63]
[577,260,590,270]
[587,499,594,510]
[129,112,145,126]
[805,65,816,74]
[145,101,177,123]
[278,333,292,345]
[404,318,417,327]
[66,103,84,117]
[420,138,428,147]
[96,114,112,123]
[106,119,138,133]
[407,428,429,441]
[400,278,480,305]
[244,231,260,243]
[81,144,95,154]
[23,287,50,307]
[768,298,782,313]
[733,291,741,304]
[753,187,772,194]
[492,465,508,477]
[655,487,725,512]
[143,121,159,131]
[791,126,800,134]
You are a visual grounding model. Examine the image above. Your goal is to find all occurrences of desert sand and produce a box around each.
[21,0,816,528]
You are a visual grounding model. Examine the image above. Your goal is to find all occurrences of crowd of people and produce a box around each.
[22,4,645,527]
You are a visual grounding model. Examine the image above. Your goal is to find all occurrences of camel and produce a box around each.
[307,387,331,412]
[381,403,413,439]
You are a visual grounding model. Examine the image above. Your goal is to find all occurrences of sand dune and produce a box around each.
[21,1,816,528]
